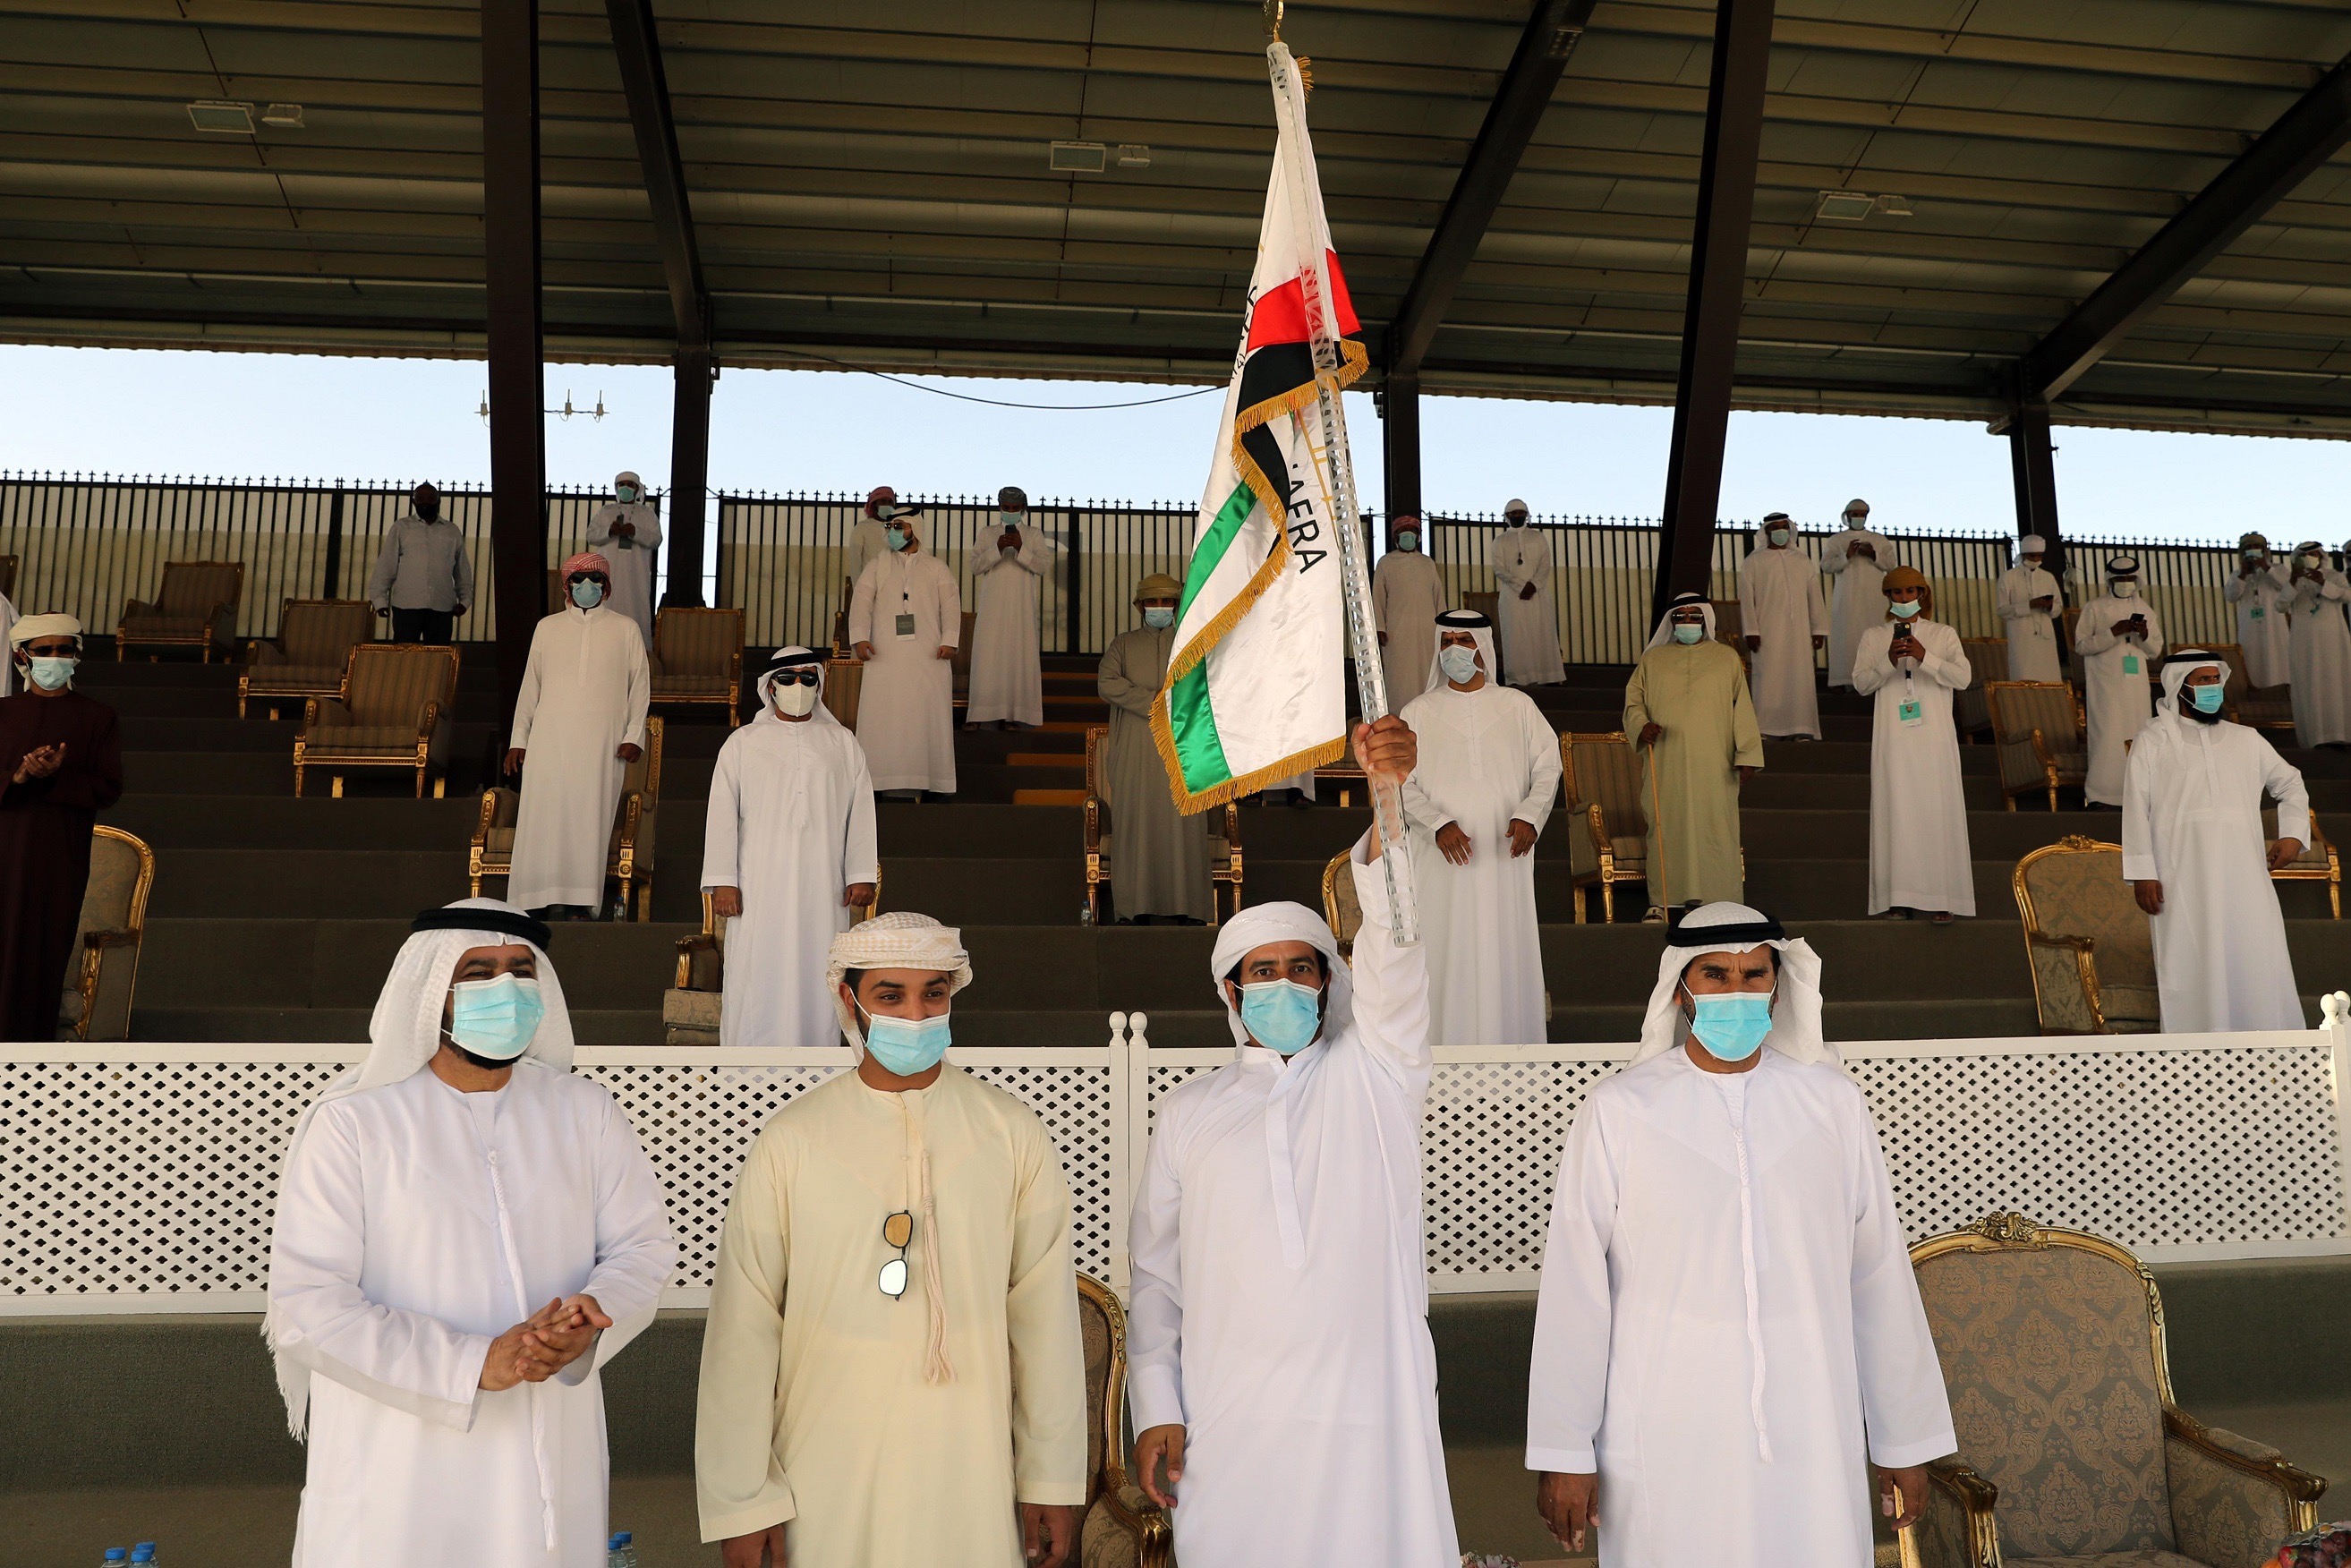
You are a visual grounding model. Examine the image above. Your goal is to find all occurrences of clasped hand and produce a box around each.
[478,1294,611,1391]
[11,743,65,784]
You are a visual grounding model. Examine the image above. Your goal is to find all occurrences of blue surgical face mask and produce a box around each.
[1672,622,1705,645]
[1142,605,1175,629]
[1888,599,1921,619]
[616,485,638,504]
[1238,978,1322,1055]
[885,525,908,552]
[2187,683,2226,714]
[1395,529,1419,551]
[1439,644,1481,685]
[863,1009,952,1076]
[1767,527,1791,547]
[1685,989,1773,1062]
[25,655,78,691]
[570,579,605,609]
[447,974,545,1061]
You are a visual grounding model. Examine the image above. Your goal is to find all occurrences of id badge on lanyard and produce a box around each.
[2122,653,2141,676]
[1898,675,1924,728]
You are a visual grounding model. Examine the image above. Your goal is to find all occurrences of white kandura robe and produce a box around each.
[2286,570,2351,747]
[269,1062,677,1568]
[584,499,662,646]
[1527,1048,1957,1568]
[0,592,14,695]
[2074,594,2165,806]
[845,517,891,589]
[2226,565,2294,689]
[1373,550,1447,706]
[509,607,651,908]
[1997,563,2065,684]
[694,1067,1088,1563]
[1098,626,1212,921]
[966,521,1052,726]
[1399,680,1561,1044]
[1853,620,1975,916]
[2124,711,2308,1032]
[701,714,879,1048]
[1737,545,1828,737]
[1492,525,1566,686]
[1129,839,1461,1568]
[849,549,962,793]
[1820,528,1898,687]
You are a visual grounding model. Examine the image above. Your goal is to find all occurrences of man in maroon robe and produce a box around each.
[3,615,124,1040]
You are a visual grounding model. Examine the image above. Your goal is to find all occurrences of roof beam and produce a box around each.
[1387,0,1595,376]
[2020,49,2351,403]
[604,0,707,352]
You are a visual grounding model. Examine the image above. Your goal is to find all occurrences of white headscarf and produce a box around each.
[265,898,572,1436]
[1631,901,1832,1066]
[1207,900,1354,1051]
[8,611,82,646]
[753,645,841,730]
[2155,648,2228,721]
[1425,609,1498,690]
[825,912,973,1055]
[1645,592,1717,651]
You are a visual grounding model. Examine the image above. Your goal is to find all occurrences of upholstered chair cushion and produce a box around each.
[654,608,744,676]
[1079,1286,1112,1490]
[2022,846,2155,992]
[75,835,141,941]
[345,647,456,724]
[1915,1246,2174,1559]
[1564,737,1649,841]
[248,664,350,693]
[1080,1488,1159,1568]
[157,563,243,617]
[278,601,374,667]
[306,727,429,755]
[2004,1553,2202,1567]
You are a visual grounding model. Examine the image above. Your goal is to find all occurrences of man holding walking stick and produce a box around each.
[1624,592,1763,921]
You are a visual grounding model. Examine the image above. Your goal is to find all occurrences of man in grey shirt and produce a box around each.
[368,483,473,644]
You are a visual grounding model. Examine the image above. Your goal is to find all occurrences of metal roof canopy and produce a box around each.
[10,2,2351,438]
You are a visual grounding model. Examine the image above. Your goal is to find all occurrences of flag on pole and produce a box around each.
[1150,43,1366,814]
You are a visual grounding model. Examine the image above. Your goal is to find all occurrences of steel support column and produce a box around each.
[1653,0,1775,626]
[2006,396,2064,576]
[1382,370,1422,531]
[482,0,545,728]
[666,348,713,607]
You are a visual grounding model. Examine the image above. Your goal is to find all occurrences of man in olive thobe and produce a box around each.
[1623,592,1762,919]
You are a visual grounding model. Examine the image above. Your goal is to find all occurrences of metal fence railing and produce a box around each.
[0,474,633,643]
[0,475,2261,663]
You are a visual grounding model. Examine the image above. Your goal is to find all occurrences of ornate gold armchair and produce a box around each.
[2206,642,2296,732]
[822,654,864,729]
[1987,681,2088,811]
[59,825,155,1042]
[1956,638,2009,739]
[1561,731,1650,923]
[1907,1212,2326,1568]
[472,716,664,919]
[2012,837,2159,1034]
[1083,724,1240,925]
[119,560,244,662]
[239,599,374,717]
[666,879,880,1042]
[294,642,459,798]
[650,607,744,727]
[2266,807,2341,919]
[1077,1274,1171,1568]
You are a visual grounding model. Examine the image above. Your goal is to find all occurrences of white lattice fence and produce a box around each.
[3,1028,2346,1314]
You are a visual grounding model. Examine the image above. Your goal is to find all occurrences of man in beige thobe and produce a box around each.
[1624,592,1763,918]
[696,913,1087,1568]
[1096,574,1212,923]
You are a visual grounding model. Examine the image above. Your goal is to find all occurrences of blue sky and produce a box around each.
[2,343,2341,545]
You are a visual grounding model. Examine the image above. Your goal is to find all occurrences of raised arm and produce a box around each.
[1916,623,1972,690]
[694,1131,800,1542]
[1345,826,1435,1098]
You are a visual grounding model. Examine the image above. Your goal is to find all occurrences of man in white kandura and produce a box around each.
[584,469,662,646]
[1528,902,1956,1567]
[696,913,1086,1568]
[1737,512,1828,739]
[2126,652,2310,1033]
[2285,540,2351,748]
[1996,533,2065,683]
[1129,715,1461,1568]
[847,486,909,588]
[2227,533,2292,691]
[1853,567,1973,924]
[504,553,651,917]
[702,648,879,1048]
[967,485,1052,730]
[1492,499,1566,686]
[850,510,962,799]
[2075,556,2164,807]
[1820,498,1896,689]
[266,899,677,1567]
[1401,610,1561,1045]
[1374,513,1447,707]
[1096,574,1212,923]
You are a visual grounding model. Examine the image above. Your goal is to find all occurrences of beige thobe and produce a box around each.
[1623,640,1763,907]
[1097,626,1212,920]
[695,1066,1087,1563]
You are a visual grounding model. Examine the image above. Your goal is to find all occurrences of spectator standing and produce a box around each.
[367,482,473,644]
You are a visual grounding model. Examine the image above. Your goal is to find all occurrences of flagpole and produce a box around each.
[1265,33,1420,946]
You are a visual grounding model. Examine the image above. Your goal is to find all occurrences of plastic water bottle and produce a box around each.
[131,1548,156,1566]
[616,1533,638,1568]
[605,1535,627,1568]
[100,1552,125,1566]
